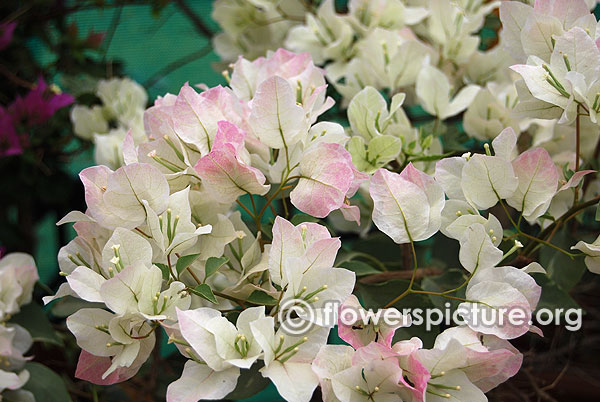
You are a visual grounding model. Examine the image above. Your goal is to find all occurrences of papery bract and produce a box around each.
[80,163,169,230]
[506,147,559,222]
[194,121,270,201]
[250,316,330,402]
[459,265,541,339]
[416,65,479,120]
[268,216,340,286]
[172,83,248,155]
[337,295,409,349]
[461,154,518,210]
[572,234,600,274]
[370,164,445,244]
[458,224,504,273]
[290,142,367,219]
[167,361,239,402]
[247,75,306,149]
[0,253,38,320]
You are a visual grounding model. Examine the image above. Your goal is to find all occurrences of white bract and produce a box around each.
[0,253,38,321]
[71,77,148,169]
[416,64,480,120]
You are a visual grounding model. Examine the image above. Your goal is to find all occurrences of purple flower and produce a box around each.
[10,77,74,126]
[1,78,74,158]
[0,22,16,51]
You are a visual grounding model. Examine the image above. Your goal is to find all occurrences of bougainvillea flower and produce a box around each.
[250,316,330,402]
[172,83,248,155]
[416,64,480,120]
[268,216,340,285]
[67,308,155,380]
[248,76,307,149]
[461,154,518,210]
[337,295,410,349]
[370,163,445,244]
[506,147,559,222]
[458,224,504,273]
[195,121,270,202]
[10,78,74,126]
[0,253,38,321]
[290,142,367,219]
[572,234,600,274]
[177,306,265,371]
[80,163,170,230]
[166,360,240,402]
[416,326,523,393]
[459,265,541,339]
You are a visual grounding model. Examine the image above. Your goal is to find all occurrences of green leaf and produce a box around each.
[50,296,104,318]
[290,214,320,225]
[595,202,600,221]
[247,290,278,306]
[407,152,455,163]
[562,163,574,181]
[338,260,380,277]
[225,361,270,400]
[540,230,587,292]
[429,235,461,272]
[176,253,201,275]
[205,256,229,280]
[539,213,556,223]
[22,363,72,402]
[367,135,402,164]
[10,303,63,346]
[190,284,217,304]
[352,233,404,267]
[225,310,241,325]
[535,276,581,317]
[155,263,170,281]
[260,219,274,242]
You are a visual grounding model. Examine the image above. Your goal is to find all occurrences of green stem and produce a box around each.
[212,290,247,308]
[236,199,256,219]
[255,175,301,229]
[522,194,600,256]
[384,240,418,307]
[410,290,494,308]
[498,199,577,258]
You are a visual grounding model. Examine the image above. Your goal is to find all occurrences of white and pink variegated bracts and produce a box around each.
[313,323,523,402]
[51,28,600,401]
[0,253,39,401]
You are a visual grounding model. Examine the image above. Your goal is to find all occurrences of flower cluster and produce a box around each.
[71,77,148,169]
[48,0,600,400]
[214,0,493,109]
[0,253,39,401]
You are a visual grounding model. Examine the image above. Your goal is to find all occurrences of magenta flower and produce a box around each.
[10,78,74,126]
[1,78,74,157]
